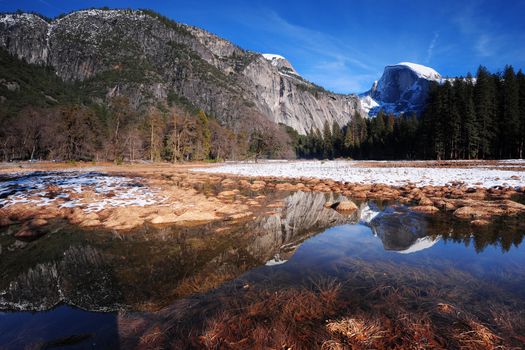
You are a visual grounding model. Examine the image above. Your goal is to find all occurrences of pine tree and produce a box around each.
[474,66,496,158]
[196,110,211,160]
[331,121,343,158]
[517,69,525,158]
[429,82,445,159]
[313,128,323,159]
[463,94,479,159]
[501,65,520,158]
[322,120,333,159]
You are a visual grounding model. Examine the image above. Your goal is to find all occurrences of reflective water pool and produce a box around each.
[1,190,524,349]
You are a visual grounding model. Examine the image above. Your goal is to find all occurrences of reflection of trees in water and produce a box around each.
[424,214,525,253]
[366,204,525,253]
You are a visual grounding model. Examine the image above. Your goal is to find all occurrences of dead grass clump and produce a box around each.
[326,317,385,347]
[117,316,148,339]
[194,286,339,349]
[138,325,167,349]
[387,312,445,349]
[310,276,342,309]
[453,319,501,350]
[489,306,525,342]
[436,302,455,314]
[320,340,345,350]
[174,269,240,297]
[282,289,327,321]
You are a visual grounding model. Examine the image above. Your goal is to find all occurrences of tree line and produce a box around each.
[0,46,293,163]
[0,96,269,162]
[293,65,525,160]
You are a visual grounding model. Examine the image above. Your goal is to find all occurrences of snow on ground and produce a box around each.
[0,172,160,212]
[195,160,525,189]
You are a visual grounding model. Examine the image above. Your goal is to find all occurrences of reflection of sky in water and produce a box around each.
[270,223,525,297]
[0,305,119,348]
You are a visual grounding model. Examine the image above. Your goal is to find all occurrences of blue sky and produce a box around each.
[2,0,525,93]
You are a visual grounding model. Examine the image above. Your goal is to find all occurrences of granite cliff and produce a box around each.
[0,9,365,134]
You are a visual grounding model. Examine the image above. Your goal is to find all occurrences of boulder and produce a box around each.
[453,206,488,220]
[411,205,439,214]
[14,226,45,239]
[418,197,434,206]
[218,190,237,197]
[150,214,179,224]
[333,200,358,212]
[471,219,491,226]
[29,218,48,228]
[220,178,237,187]
[80,219,101,227]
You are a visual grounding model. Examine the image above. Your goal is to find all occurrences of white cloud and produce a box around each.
[425,32,439,63]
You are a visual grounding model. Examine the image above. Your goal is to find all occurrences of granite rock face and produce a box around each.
[361,62,443,116]
[0,9,366,134]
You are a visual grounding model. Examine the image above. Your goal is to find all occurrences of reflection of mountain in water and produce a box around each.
[0,191,355,312]
[251,191,356,263]
[367,205,440,253]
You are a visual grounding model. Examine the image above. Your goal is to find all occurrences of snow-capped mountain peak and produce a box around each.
[359,62,443,116]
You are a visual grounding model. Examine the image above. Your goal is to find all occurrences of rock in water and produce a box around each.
[334,200,358,212]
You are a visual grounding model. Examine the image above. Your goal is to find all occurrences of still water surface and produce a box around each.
[1,189,524,348]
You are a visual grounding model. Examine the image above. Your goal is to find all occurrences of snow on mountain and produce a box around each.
[359,95,379,114]
[262,53,300,76]
[359,203,381,224]
[396,236,441,254]
[262,53,286,62]
[396,62,442,81]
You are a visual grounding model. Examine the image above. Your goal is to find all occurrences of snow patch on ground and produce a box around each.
[265,258,287,266]
[0,172,161,212]
[195,160,525,189]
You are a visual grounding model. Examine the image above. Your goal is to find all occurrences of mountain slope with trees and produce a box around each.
[0,9,365,163]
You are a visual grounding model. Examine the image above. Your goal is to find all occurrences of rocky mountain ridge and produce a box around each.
[0,9,365,134]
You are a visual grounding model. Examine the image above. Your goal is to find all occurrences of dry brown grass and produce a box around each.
[453,319,502,350]
[115,253,525,350]
[326,316,385,347]
[138,325,167,349]
[174,269,241,297]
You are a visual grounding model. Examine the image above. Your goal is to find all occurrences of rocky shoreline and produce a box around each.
[0,162,524,239]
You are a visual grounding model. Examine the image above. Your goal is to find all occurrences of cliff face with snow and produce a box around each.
[360,62,442,116]
[0,10,365,134]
